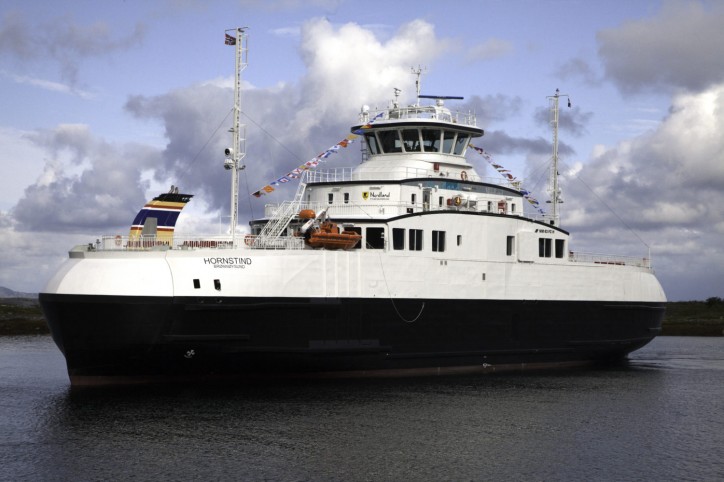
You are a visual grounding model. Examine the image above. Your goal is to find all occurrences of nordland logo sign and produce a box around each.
[362,191,390,201]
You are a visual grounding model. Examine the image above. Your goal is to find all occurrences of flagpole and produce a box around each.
[224,27,248,246]
[546,88,570,226]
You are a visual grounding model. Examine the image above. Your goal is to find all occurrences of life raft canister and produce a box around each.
[298,209,316,219]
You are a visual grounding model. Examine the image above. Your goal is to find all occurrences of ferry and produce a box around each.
[39,28,666,386]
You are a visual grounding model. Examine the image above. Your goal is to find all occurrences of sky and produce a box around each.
[1,0,723,301]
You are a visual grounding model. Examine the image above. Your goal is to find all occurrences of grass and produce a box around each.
[2,298,723,336]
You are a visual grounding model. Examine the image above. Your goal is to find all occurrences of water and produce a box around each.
[1,336,722,481]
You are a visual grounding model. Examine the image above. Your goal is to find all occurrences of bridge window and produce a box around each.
[454,134,470,155]
[365,133,379,155]
[402,129,421,152]
[378,130,402,153]
[392,228,405,250]
[421,129,442,152]
[443,131,456,153]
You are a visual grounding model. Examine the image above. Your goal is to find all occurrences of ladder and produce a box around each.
[254,170,308,247]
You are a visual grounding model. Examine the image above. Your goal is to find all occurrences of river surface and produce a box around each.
[1,336,722,481]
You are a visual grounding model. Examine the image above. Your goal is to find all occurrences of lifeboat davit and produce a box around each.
[306,221,361,250]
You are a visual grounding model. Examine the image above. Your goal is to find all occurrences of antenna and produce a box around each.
[224,27,249,245]
[546,88,571,227]
[411,66,426,106]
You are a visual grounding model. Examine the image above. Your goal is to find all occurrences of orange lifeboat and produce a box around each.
[298,209,316,219]
[306,221,361,250]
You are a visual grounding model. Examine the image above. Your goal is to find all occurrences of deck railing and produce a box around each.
[304,166,516,186]
[94,234,305,252]
[569,251,651,269]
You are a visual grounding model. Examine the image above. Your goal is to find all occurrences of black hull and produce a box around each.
[39,294,665,386]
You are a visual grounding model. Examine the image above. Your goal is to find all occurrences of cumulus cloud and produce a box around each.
[12,124,155,232]
[597,2,724,94]
[124,18,451,219]
[533,105,593,137]
[0,10,145,86]
[560,83,724,298]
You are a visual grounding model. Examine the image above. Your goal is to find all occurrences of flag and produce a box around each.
[225,34,236,45]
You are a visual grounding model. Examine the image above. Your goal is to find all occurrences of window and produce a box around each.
[539,238,552,258]
[411,193,416,205]
[193,279,200,289]
[214,279,221,291]
[487,201,492,212]
[365,133,379,155]
[439,196,444,207]
[392,228,405,250]
[344,192,349,204]
[421,129,442,152]
[442,131,456,153]
[511,203,516,213]
[366,227,385,249]
[506,236,514,256]
[454,134,470,155]
[555,239,565,258]
[378,130,402,153]
[457,235,462,246]
[402,129,421,152]
[432,230,446,252]
[409,229,423,251]
[328,193,334,205]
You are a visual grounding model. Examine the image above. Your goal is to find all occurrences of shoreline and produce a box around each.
[2,298,722,337]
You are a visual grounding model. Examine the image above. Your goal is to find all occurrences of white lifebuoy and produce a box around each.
[460,170,468,181]
[114,235,122,247]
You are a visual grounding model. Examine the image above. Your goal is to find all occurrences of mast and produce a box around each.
[547,88,569,226]
[224,27,248,245]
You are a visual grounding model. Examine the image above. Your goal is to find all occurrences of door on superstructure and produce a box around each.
[423,188,431,212]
